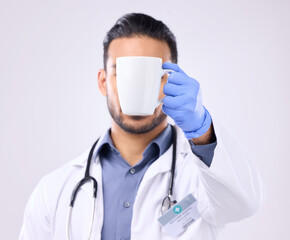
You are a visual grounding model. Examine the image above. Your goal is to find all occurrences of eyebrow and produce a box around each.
[111,64,116,69]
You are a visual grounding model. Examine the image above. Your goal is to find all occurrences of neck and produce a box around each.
[110,119,168,166]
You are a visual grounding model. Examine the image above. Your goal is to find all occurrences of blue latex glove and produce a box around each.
[162,62,212,139]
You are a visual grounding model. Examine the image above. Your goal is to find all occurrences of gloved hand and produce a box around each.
[162,62,212,139]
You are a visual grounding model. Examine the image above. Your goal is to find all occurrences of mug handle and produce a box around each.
[155,69,176,107]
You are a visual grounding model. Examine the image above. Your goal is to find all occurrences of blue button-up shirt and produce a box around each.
[95,124,217,240]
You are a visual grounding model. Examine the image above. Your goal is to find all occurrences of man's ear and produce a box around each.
[98,69,107,96]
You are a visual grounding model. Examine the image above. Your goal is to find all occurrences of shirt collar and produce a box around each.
[94,123,173,162]
[93,128,118,160]
[143,123,172,158]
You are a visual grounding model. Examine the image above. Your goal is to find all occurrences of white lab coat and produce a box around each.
[19,118,266,240]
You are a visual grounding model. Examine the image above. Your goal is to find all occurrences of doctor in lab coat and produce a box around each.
[19,13,265,240]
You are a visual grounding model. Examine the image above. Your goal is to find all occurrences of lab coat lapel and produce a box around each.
[77,135,105,202]
[72,134,106,240]
[78,156,103,239]
[77,129,107,199]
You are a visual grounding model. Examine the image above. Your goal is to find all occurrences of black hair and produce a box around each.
[102,13,178,71]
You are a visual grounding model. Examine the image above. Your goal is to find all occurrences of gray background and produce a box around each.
[1,0,289,239]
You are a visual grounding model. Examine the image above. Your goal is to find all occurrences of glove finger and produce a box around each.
[163,94,190,109]
[166,72,189,85]
[163,82,185,96]
[162,105,185,122]
[162,105,181,116]
[167,73,200,88]
[162,62,186,75]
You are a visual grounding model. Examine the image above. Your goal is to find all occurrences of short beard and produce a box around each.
[106,95,167,134]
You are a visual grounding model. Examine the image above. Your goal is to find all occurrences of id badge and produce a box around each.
[158,194,201,237]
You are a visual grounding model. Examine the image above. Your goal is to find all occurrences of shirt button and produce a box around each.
[130,168,135,174]
[120,238,126,240]
[123,201,130,208]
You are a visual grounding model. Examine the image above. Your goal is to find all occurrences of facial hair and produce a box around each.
[106,94,167,134]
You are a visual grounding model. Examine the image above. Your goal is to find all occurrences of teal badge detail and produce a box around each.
[173,205,182,214]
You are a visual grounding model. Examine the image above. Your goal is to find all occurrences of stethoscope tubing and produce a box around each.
[66,124,177,240]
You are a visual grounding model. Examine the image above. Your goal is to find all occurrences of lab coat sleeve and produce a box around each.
[19,176,52,240]
[194,118,266,226]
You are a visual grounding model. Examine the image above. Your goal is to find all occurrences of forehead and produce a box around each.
[107,36,172,69]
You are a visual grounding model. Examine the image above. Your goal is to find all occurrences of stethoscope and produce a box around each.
[66,124,177,240]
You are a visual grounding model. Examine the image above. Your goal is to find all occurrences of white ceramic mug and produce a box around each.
[116,56,174,115]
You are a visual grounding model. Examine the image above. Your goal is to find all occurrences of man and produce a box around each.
[19,13,265,240]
